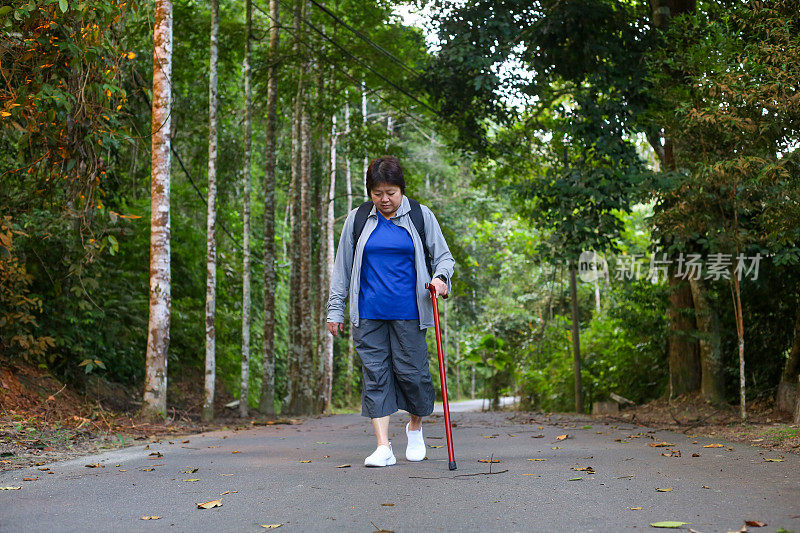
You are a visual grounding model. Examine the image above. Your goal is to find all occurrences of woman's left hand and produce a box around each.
[429,277,448,298]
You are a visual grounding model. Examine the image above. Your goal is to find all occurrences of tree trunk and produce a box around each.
[258,0,279,416]
[202,0,219,423]
[667,270,700,399]
[777,306,800,413]
[361,79,368,199]
[288,103,314,415]
[794,381,800,424]
[239,0,253,418]
[689,277,725,405]
[285,76,302,411]
[731,272,746,420]
[344,102,354,404]
[143,0,172,419]
[569,260,583,413]
[320,112,337,413]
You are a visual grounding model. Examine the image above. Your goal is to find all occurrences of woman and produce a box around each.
[327,156,455,467]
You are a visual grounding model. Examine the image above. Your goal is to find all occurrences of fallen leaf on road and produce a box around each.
[335,464,351,468]
[232,451,241,454]
[182,468,199,474]
[196,500,222,509]
[655,487,673,492]
[182,479,200,482]
[692,453,701,457]
[482,435,497,439]
[572,467,595,474]
[702,444,723,448]
[649,442,675,447]
[527,458,546,461]
[85,463,101,468]
[478,459,500,463]
[568,477,582,481]
[763,458,783,462]
[22,477,37,481]
[537,426,543,430]
[556,434,568,441]
[140,516,161,520]
[323,455,330,458]
[727,527,747,533]
[650,521,689,528]
[260,525,282,529]
[299,460,311,463]
[220,473,234,476]
[119,469,127,472]
[381,503,394,506]
[140,468,155,472]
[182,440,190,444]
[630,507,642,511]
[0,487,22,490]
[745,521,766,527]
[552,446,562,450]
[522,474,539,476]
[702,485,710,489]
[617,474,634,479]
[429,445,443,448]
[148,452,163,458]
[219,491,238,495]
[532,434,545,438]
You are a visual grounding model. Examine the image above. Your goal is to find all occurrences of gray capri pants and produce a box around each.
[353,319,435,418]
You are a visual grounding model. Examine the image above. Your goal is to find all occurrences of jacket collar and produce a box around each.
[369,195,410,219]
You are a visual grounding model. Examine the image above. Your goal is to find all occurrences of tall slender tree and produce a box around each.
[240,0,253,418]
[259,0,280,416]
[202,0,220,423]
[143,0,173,419]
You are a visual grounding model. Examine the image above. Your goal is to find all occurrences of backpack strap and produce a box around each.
[351,198,433,278]
[352,201,374,258]
[407,198,433,278]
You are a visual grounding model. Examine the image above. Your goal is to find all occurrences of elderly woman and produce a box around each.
[327,156,455,467]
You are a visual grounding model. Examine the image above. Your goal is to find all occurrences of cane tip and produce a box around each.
[449,461,457,471]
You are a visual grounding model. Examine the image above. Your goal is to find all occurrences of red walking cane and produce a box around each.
[426,283,456,470]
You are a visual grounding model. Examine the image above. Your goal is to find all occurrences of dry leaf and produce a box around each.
[568,477,582,481]
[182,440,190,444]
[232,451,241,454]
[478,459,500,463]
[220,473,234,476]
[182,468,199,474]
[702,444,723,448]
[522,474,539,476]
[85,463,101,468]
[527,458,546,461]
[183,479,200,482]
[148,452,163,458]
[650,521,690,528]
[140,468,155,472]
[335,464,351,468]
[692,453,701,457]
[552,446,562,450]
[219,491,238,495]
[119,469,127,472]
[763,458,783,462]
[140,516,162,520]
[630,507,642,511]
[260,525,282,529]
[381,503,395,506]
[556,434,568,441]
[197,500,222,509]
[299,460,311,463]
[702,485,710,489]
[429,445,443,449]
[22,477,37,481]
[656,487,673,492]
[572,467,595,474]
[744,520,766,527]
[0,487,22,490]
[649,442,675,447]
[532,434,545,438]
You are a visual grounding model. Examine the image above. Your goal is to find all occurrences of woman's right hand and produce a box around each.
[327,322,344,337]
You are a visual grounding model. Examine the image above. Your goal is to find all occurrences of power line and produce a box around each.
[306,0,421,78]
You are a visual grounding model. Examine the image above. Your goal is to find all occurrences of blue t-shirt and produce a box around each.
[358,213,419,320]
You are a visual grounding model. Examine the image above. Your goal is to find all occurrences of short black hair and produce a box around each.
[366,156,405,194]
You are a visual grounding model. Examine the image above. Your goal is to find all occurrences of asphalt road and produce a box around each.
[1,409,798,533]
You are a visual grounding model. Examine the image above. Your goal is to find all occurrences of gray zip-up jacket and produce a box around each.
[326,196,455,330]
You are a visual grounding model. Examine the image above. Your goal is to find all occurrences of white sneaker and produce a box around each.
[364,444,396,467]
[406,422,426,462]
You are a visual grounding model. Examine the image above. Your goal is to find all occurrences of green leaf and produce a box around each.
[59,0,68,13]
[650,522,690,528]
[0,6,12,17]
